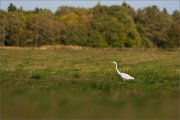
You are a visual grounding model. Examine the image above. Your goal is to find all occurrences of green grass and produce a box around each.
[0,47,179,119]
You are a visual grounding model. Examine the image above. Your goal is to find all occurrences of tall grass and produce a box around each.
[0,47,179,119]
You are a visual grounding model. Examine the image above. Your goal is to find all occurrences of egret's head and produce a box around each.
[112,61,117,64]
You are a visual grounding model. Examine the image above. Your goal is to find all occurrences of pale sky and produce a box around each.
[0,0,179,14]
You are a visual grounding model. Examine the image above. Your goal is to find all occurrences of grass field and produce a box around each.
[0,47,179,119]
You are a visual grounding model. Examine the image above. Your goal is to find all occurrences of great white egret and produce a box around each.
[112,61,134,81]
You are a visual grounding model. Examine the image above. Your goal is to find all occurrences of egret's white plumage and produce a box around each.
[112,61,134,81]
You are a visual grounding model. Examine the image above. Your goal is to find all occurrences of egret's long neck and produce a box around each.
[115,63,120,73]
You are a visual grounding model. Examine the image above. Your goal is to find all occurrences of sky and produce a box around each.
[0,0,179,14]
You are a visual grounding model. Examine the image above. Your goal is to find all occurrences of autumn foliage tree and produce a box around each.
[0,3,179,48]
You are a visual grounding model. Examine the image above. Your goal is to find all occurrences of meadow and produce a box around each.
[0,46,179,119]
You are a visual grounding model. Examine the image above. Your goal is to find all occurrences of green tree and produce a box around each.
[8,3,17,12]
[26,11,58,46]
[5,11,26,46]
[121,2,136,19]
[0,10,8,46]
[92,5,140,47]
[2,3,178,48]
[172,10,180,23]
[163,8,168,14]
[136,6,173,48]
[55,6,76,16]
[167,10,180,48]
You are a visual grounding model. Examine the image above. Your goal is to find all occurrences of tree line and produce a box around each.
[0,3,179,48]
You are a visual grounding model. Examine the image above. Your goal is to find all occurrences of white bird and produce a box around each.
[112,61,134,81]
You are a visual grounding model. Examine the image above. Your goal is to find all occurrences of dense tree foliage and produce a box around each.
[0,3,179,48]
[135,6,174,48]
